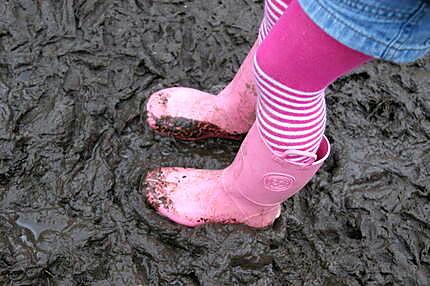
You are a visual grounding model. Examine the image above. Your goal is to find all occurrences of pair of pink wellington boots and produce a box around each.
[144,43,330,228]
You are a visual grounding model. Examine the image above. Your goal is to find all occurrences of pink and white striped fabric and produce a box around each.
[259,0,290,42]
[254,58,326,164]
[254,0,326,164]
[257,0,326,164]
[259,0,325,164]
[254,0,369,164]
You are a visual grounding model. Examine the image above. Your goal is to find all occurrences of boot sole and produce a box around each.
[148,114,246,141]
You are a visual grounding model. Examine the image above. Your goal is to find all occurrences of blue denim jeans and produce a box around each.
[298,0,430,63]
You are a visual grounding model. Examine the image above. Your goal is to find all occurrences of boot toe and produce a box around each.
[146,89,174,129]
[145,168,173,212]
[146,88,244,140]
[143,167,282,228]
[144,168,216,227]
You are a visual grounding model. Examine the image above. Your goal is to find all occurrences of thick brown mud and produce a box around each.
[0,0,429,285]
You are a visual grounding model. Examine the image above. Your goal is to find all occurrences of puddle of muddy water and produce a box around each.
[0,0,429,285]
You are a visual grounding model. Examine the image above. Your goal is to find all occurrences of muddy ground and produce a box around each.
[0,0,429,285]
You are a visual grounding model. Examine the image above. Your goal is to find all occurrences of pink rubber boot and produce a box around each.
[145,0,292,140]
[144,123,330,228]
[146,43,258,140]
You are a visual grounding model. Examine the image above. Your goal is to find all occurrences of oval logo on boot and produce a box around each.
[263,173,296,192]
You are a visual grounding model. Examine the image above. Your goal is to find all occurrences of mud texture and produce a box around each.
[0,0,429,285]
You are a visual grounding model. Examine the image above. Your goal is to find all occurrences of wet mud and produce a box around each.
[0,0,429,285]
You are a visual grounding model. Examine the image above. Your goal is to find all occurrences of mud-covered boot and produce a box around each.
[146,0,293,140]
[144,123,330,228]
[146,43,258,140]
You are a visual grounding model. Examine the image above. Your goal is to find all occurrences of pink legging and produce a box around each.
[256,0,371,163]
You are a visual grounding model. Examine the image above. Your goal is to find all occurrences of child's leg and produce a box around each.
[259,0,292,41]
[255,0,371,164]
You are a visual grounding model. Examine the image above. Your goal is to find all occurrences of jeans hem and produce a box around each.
[298,0,430,63]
